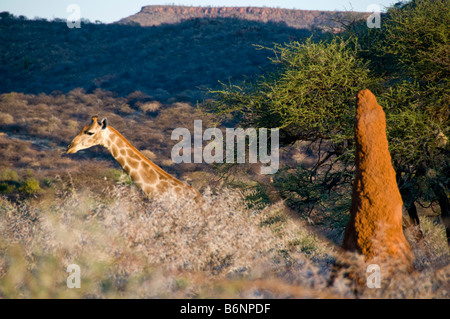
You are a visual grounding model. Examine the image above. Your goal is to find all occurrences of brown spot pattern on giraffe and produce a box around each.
[66,118,202,202]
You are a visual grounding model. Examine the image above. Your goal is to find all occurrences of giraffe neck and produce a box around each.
[101,126,188,196]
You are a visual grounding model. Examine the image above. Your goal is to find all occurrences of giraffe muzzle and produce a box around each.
[66,143,77,154]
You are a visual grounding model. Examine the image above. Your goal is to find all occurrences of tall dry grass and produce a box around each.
[0,181,332,298]
[0,181,448,298]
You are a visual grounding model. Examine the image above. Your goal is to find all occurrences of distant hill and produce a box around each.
[117,5,368,31]
[0,7,368,101]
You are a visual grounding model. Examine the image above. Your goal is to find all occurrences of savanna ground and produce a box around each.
[0,0,449,299]
[0,90,448,299]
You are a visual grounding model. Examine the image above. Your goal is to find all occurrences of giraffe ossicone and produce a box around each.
[67,115,202,202]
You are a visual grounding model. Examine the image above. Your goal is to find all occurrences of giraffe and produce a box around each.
[67,116,202,202]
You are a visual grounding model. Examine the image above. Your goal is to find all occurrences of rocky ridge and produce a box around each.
[116,5,368,30]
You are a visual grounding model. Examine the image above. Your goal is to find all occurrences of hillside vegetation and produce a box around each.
[0,12,319,102]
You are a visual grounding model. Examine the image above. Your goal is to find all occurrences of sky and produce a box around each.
[1,0,398,23]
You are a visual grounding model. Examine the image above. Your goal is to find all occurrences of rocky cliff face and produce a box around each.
[116,5,368,30]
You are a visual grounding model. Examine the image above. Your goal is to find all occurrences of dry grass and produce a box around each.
[0,90,448,299]
[0,90,217,199]
[0,113,14,125]
[138,101,162,114]
[0,180,448,299]
[0,182,319,298]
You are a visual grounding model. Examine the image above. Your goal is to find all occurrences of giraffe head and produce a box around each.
[67,116,108,154]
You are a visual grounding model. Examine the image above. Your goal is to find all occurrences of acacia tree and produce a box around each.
[207,38,375,227]
[207,0,449,242]
[381,0,449,242]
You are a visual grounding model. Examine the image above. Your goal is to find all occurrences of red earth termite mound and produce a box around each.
[342,89,413,267]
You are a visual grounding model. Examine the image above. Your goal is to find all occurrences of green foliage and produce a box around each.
[104,168,133,185]
[337,0,449,224]
[0,169,19,182]
[0,170,18,194]
[287,234,322,255]
[208,38,374,144]
[0,170,42,197]
[0,15,315,102]
[274,165,352,235]
[382,0,450,83]
[207,37,373,224]
[372,0,449,217]
[208,0,449,235]
[0,182,15,194]
[381,80,449,209]
[19,178,41,196]
[242,183,272,210]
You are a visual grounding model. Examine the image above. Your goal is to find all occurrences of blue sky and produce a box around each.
[1,0,397,23]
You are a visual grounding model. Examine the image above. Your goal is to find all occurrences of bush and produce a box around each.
[19,178,41,196]
[0,169,19,182]
[139,101,161,114]
[0,112,13,124]
[382,0,450,83]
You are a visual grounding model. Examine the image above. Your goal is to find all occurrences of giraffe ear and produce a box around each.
[101,118,108,130]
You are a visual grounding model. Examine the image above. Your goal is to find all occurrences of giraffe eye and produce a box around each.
[86,131,95,136]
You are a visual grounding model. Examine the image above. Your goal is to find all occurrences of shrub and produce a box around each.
[0,169,19,182]
[141,149,157,161]
[0,112,14,124]
[19,178,41,196]
[139,101,161,114]
[103,168,132,185]
[382,0,450,83]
